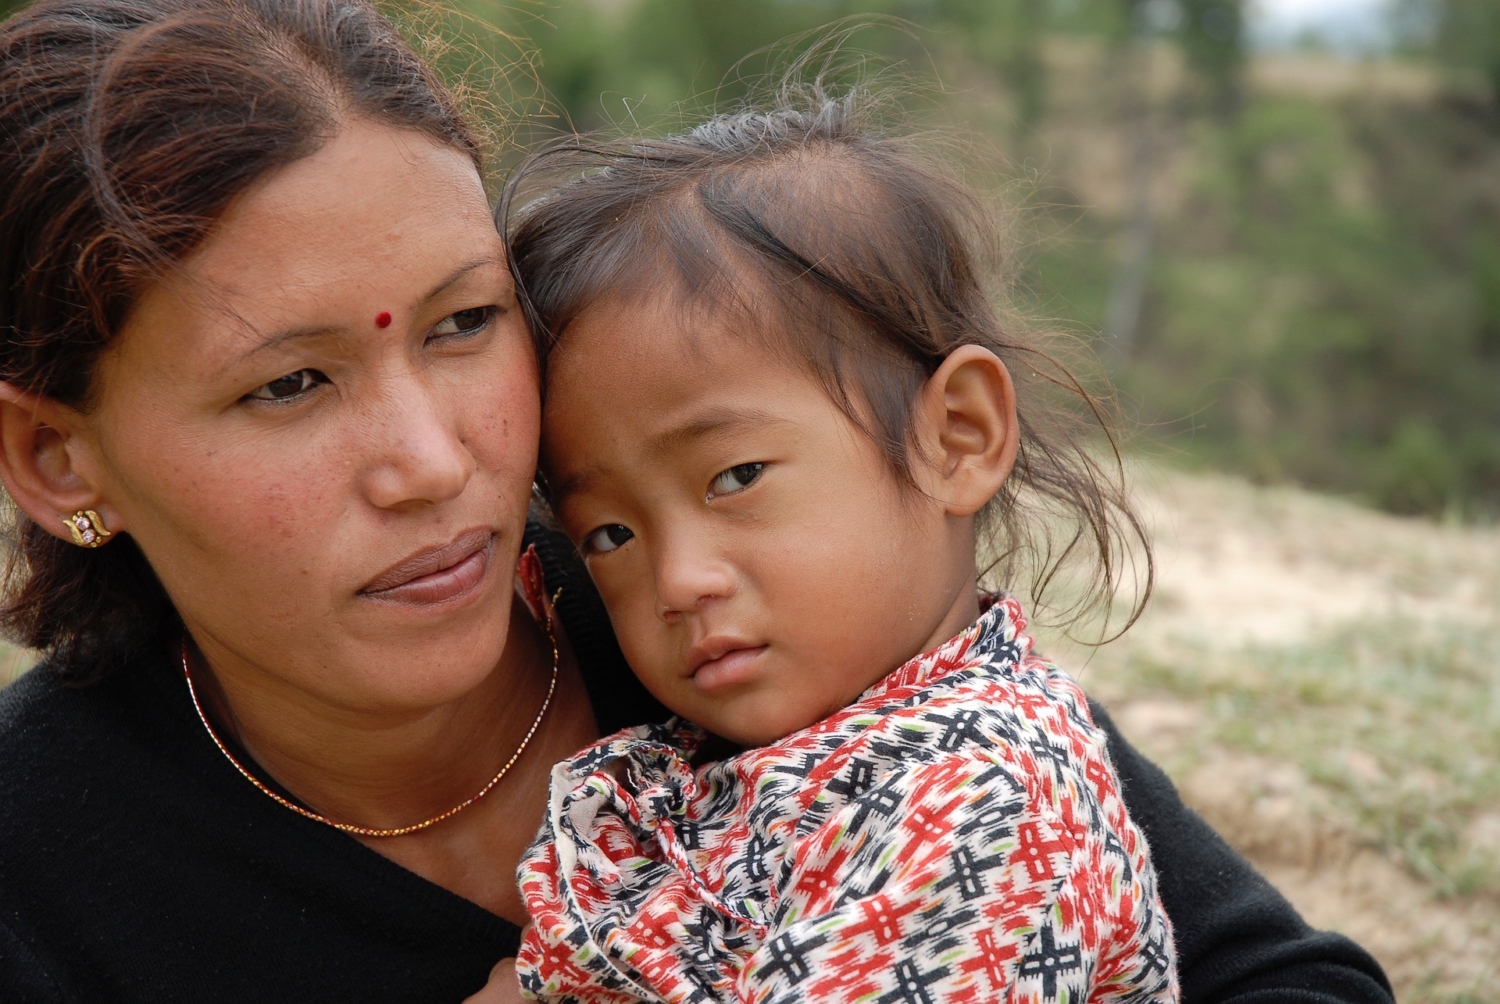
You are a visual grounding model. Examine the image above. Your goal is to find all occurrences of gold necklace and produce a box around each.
[181,620,560,839]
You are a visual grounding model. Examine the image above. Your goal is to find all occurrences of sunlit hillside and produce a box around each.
[1033,467,1500,1001]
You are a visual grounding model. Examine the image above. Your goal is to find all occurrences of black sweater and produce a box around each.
[0,528,1393,1003]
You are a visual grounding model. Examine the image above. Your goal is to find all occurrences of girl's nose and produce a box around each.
[653,534,737,621]
[360,378,475,511]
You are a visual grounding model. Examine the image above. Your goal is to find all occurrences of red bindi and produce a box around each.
[374,311,392,329]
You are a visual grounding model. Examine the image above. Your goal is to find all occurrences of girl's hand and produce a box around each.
[461,958,528,1004]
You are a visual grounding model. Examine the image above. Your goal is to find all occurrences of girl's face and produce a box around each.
[77,120,540,711]
[541,296,978,746]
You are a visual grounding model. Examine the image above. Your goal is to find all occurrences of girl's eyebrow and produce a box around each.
[550,464,604,504]
[646,406,785,457]
[550,407,785,505]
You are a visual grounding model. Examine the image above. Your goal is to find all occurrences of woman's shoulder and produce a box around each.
[0,662,66,742]
[0,661,136,769]
[0,653,523,1001]
[0,656,183,836]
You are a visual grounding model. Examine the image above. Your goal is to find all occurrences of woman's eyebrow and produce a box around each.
[227,254,507,370]
[424,254,509,304]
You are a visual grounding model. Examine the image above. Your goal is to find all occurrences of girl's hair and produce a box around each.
[0,0,479,682]
[506,84,1152,635]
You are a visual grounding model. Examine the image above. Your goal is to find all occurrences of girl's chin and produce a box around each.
[701,703,825,749]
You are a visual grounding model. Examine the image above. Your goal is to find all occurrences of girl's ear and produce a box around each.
[911,345,1019,517]
[0,383,123,544]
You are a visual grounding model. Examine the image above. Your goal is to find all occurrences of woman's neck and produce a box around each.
[187,596,599,920]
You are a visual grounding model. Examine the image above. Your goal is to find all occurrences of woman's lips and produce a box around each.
[360,528,495,605]
[691,646,768,693]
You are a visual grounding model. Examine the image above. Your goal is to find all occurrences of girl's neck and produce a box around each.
[917,573,984,659]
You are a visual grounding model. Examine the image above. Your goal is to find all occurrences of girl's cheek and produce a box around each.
[608,575,661,662]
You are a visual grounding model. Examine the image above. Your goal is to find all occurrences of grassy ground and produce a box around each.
[3,468,1495,997]
[1032,467,1500,1002]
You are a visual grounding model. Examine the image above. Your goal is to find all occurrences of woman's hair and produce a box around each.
[0,0,479,682]
[506,83,1152,635]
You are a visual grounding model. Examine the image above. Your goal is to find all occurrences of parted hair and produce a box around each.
[0,0,479,682]
[505,84,1152,633]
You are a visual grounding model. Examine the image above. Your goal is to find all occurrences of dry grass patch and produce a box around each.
[1035,469,1500,1002]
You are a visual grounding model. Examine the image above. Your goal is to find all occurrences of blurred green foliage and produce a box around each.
[1118,89,1500,517]
[465,0,1500,518]
[1407,0,1500,105]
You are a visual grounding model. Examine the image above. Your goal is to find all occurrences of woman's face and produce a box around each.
[79,120,540,711]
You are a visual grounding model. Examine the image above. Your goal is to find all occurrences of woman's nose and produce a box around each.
[654,533,737,621]
[359,378,475,511]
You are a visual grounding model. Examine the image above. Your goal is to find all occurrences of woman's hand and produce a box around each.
[462,958,528,1004]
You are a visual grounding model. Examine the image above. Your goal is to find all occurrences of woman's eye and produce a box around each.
[431,305,495,338]
[583,524,634,555]
[246,369,325,402]
[707,462,765,499]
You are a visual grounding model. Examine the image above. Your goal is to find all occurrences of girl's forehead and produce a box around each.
[538,304,852,501]
[541,277,894,460]
[552,293,765,376]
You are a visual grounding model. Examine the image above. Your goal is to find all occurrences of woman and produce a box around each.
[0,1,1391,1001]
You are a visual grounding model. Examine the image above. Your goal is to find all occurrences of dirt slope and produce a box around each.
[1044,469,1500,1001]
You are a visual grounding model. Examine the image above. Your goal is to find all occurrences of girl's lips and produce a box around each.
[691,646,768,693]
[360,530,495,606]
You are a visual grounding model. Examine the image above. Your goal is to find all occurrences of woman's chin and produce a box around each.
[331,606,516,712]
[342,650,509,713]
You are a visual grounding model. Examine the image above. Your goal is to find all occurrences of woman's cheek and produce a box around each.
[117,414,321,556]
[189,451,341,585]
[468,361,542,486]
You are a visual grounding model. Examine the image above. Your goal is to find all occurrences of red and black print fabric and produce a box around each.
[517,597,1178,1003]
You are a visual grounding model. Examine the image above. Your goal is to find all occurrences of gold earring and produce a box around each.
[66,510,111,548]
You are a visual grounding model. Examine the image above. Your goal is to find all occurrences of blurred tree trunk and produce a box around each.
[1436,0,1500,106]
[1179,0,1244,120]
[1000,0,1048,137]
[1105,0,1244,359]
[1103,2,1156,360]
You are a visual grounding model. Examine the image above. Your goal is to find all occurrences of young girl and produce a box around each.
[503,89,1177,1003]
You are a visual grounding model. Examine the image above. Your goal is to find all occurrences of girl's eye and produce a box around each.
[707,462,765,499]
[246,369,325,402]
[431,305,495,338]
[583,523,634,555]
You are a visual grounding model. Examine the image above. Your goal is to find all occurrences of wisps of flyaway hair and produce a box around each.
[505,60,1153,640]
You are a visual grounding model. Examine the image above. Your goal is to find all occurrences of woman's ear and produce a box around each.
[911,345,1019,517]
[0,383,122,543]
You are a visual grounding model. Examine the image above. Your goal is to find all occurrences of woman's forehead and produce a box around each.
[118,121,502,365]
[198,121,493,288]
